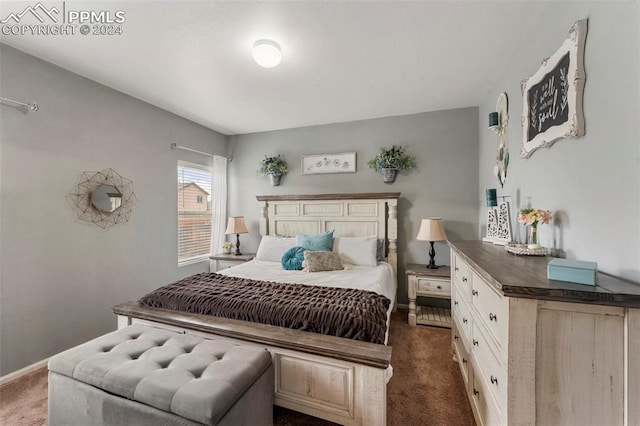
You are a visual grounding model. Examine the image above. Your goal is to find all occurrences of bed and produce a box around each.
[113,192,400,426]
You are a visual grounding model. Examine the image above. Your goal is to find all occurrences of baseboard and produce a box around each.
[397,303,409,310]
[0,358,49,386]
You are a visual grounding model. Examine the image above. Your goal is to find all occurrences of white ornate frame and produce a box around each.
[520,19,588,158]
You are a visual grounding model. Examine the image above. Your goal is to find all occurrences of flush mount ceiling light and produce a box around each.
[252,39,282,68]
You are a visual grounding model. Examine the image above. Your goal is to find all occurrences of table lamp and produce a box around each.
[224,216,248,255]
[416,218,448,269]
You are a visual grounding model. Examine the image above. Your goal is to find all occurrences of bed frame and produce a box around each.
[114,192,400,426]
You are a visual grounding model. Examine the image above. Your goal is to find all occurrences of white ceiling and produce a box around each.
[0,1,550,135]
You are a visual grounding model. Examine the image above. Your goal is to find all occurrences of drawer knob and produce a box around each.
[490,375,498,385]
[455,267,459,271]
[473,388,479,396]
[454,334,459,341]
[472,289,478,296]
[454,301,459,306]
[462,277,468,282]
[437,285,442,289]
[489,313,497,322]
[462,357,467,364]
[473,339,479,346]
[462,317,468,324]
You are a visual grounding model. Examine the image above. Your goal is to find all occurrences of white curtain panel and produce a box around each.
[210,155,227,257]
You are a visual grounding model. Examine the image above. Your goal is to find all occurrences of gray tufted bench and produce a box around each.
[48,324,273,426]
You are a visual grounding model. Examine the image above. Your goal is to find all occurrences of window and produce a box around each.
[177,161,212,265]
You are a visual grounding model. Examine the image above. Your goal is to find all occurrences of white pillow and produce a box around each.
[332,236,378,267]
[255,235,296,262]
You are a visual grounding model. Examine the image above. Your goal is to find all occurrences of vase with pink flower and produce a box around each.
[518,208,552,249]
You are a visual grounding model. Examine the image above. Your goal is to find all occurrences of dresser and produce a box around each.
[406,264,451,328]
[449,241,640,426]
[209,253,255,272]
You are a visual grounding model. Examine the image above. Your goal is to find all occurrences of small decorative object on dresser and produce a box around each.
[406,264,451,328]
[257,154,288,186]
[518,207,551,248]
[416,217,448,269]
[547,258,597,285]
[482,189,499,242]
[224,216,248,255]
[368,145,416,183]
[209,252,255,272]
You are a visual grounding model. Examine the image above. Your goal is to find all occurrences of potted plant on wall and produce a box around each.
[257,154,288,186]
[368,145,417,183]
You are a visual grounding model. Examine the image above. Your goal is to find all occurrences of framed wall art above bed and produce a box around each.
[301,152,357,174]
[521,19,588,158]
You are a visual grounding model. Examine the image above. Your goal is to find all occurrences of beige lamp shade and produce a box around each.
[225,216,248,235]
[416,218,447,242]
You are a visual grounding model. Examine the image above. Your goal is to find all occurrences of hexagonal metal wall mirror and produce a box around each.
[67,168,136,230]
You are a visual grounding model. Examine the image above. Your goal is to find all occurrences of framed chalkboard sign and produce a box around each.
[520,19,588,158]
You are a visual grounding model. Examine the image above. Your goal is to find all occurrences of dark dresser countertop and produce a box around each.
[448,240,640,308]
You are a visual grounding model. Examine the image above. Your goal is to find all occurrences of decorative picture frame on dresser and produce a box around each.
[521,19,588,158]
[484,201,512,245]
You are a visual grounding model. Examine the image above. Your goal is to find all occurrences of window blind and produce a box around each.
[178,161,212,265]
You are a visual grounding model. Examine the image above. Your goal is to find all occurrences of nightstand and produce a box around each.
[209,253,255,272]
[406,264,451,328]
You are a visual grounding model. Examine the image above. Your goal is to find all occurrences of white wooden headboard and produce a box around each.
[255,193,400,273]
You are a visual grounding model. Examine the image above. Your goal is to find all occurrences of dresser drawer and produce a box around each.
[471,366,502,426]
[452,322,470,389]
[452,286,472,348]
[471,321,506,409]
[416,277,451,297]
[471,271,508,352]
[452,253,471,297]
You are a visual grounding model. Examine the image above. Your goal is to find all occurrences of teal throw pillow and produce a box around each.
[281,246,307,270]
[296,230,334,251]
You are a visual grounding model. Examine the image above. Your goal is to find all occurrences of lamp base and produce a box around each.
[234,233,242,256]
[426,241,438,269]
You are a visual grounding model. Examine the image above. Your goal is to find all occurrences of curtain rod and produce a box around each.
[171,143,232,161]
[171,143,214,157]
[0,97,39,114]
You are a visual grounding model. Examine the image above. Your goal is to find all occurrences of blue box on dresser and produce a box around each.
[547,258,597,286]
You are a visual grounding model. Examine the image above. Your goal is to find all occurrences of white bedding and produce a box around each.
[219,259,397,345]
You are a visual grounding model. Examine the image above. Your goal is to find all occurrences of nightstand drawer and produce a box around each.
[217,260,242,270]
[416,277,451,297]
[210,253,255,272]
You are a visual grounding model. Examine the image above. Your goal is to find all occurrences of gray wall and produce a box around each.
[478,2,640,282]
[228,108,480,305]
[0,44,227,375]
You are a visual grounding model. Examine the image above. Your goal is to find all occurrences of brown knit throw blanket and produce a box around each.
[138,273,390,344]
